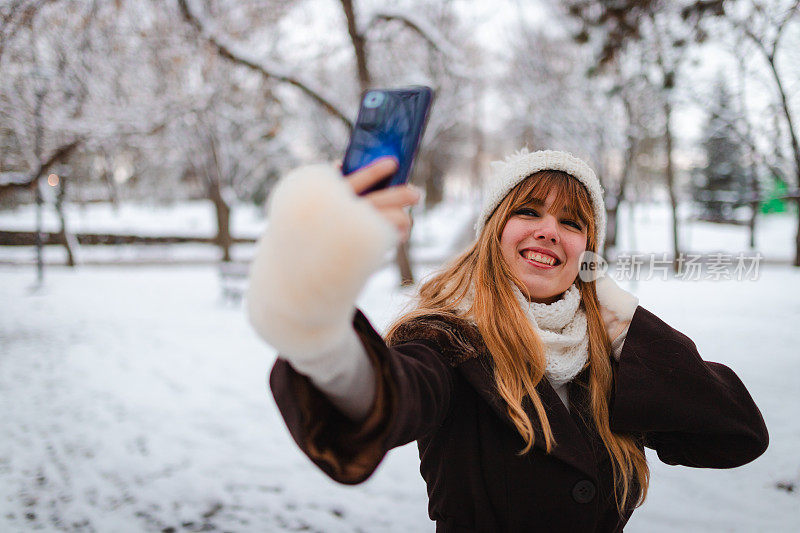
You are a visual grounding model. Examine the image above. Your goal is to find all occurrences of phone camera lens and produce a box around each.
[364,91,385,109]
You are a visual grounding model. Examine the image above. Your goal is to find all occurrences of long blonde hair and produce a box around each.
[386,170,649,511]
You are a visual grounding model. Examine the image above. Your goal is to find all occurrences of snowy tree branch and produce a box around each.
[0,0,59,65]
[0,137,83,197]
[176,0,352,129]
[703,104,791,185]
[340,0,370,91]
[364,9,463,63]
[771,0,800,58]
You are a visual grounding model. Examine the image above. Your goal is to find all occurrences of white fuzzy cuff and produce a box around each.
[246,163,397,356]
[595,275,639,324]
[596,275,638,361]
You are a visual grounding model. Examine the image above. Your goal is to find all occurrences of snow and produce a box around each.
[0,202,264,239]
[1,199,799,531]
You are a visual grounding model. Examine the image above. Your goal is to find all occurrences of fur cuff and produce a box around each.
[596,275,638,354]
[246,164,398,356]
[595,275,638,324]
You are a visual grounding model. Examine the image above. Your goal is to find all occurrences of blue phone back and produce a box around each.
[342,86,433,191]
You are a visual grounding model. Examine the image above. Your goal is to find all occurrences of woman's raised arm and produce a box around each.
[246,158,418,420]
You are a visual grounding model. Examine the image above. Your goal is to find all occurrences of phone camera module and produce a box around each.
[363,91,385,109]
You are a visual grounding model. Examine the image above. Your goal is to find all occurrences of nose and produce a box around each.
[533,215,559,244]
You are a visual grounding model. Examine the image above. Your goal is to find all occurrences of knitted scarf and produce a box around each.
[513,284,589,388]
[458,283,589,388]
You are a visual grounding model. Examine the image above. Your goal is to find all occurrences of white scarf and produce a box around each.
[513,284,589,388]
[459,284,589,388]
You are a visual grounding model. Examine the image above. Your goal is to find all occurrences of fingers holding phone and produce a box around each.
[346,157,397,194]
[346,158,420,242]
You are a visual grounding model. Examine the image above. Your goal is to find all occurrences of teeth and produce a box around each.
[523,251,556,266]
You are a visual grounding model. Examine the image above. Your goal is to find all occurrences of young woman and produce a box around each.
[247,149,768,532]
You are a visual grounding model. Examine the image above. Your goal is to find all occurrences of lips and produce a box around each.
[520,248,561,267]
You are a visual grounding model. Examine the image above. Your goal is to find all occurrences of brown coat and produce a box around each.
[270,306,768,532]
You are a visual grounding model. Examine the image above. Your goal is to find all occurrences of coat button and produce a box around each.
[572,480,596,504]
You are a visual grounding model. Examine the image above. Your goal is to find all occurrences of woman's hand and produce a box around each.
[595,275,639,358]
[344,157,421,242]
[247,159,413,357]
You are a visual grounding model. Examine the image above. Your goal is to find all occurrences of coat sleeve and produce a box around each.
[269,309,456,485]
[610,306,769,468]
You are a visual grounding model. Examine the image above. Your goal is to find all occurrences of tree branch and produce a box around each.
[705,106,790,184]
[771,0,800,58]
[738,3,800,183]
[176,0,352,129]
[0,0,58,66]
[365,9,463,61]
[0,137,83,197]
[340,0,370,91]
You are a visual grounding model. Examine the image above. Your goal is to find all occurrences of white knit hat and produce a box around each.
[475,149,606,251]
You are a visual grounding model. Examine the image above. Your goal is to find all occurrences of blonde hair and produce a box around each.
[387,170,649,512]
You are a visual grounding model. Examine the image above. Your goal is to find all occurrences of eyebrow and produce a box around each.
[523,199,581,218]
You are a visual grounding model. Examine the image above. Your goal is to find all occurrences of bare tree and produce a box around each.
[177,0,473,284]
[0,0,89,266]
[729,0,800,265]
[1,0,290,265]
[562,0,730,269]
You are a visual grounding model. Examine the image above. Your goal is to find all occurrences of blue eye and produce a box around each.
[562,219,583,230]
[516,208,540,217]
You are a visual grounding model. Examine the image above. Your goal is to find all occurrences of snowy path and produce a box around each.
[1,264,798,532]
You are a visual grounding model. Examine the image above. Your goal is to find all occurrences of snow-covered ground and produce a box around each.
[1,263,799,532]
[1,200,799,531]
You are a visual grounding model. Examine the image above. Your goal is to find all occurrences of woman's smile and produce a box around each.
[520,247,561,268]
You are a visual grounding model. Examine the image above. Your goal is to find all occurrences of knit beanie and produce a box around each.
[475,149,606,251]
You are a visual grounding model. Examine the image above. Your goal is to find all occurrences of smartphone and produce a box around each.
[341,86,434,193]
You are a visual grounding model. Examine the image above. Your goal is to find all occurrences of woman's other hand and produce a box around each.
[595,275,639,358]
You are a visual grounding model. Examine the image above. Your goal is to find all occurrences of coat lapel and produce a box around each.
[457,356,600,481]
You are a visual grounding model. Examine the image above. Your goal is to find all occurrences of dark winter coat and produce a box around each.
[269,306,768,532]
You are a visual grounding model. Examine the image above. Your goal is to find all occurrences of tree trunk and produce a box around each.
[607,132,636,251]
[764,55,800,266]
[55,177,77,266]
[212,191,232,262]
[747,157,760,249]
[100,151,120,209]
[101,169,120,209]
[340,0,414,285]
[737,53,759,251]
[206,171,232,263]
[340,0,370,91]
[663,101,681,272]
[424,172,444,208]
[396,241,414,285]
[204,132,232,262]
[34,89,45,286]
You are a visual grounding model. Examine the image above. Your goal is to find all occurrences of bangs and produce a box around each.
[508,170,594,229]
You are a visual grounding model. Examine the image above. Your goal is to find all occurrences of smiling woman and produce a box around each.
[248,148,768,532]
[498,170,592,304]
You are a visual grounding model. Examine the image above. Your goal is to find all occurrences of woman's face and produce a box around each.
[500,191,588,304]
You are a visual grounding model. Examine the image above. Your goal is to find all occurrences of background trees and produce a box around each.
[561,0,800,265]
[692,76,749,223]
[2,0,799,269]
